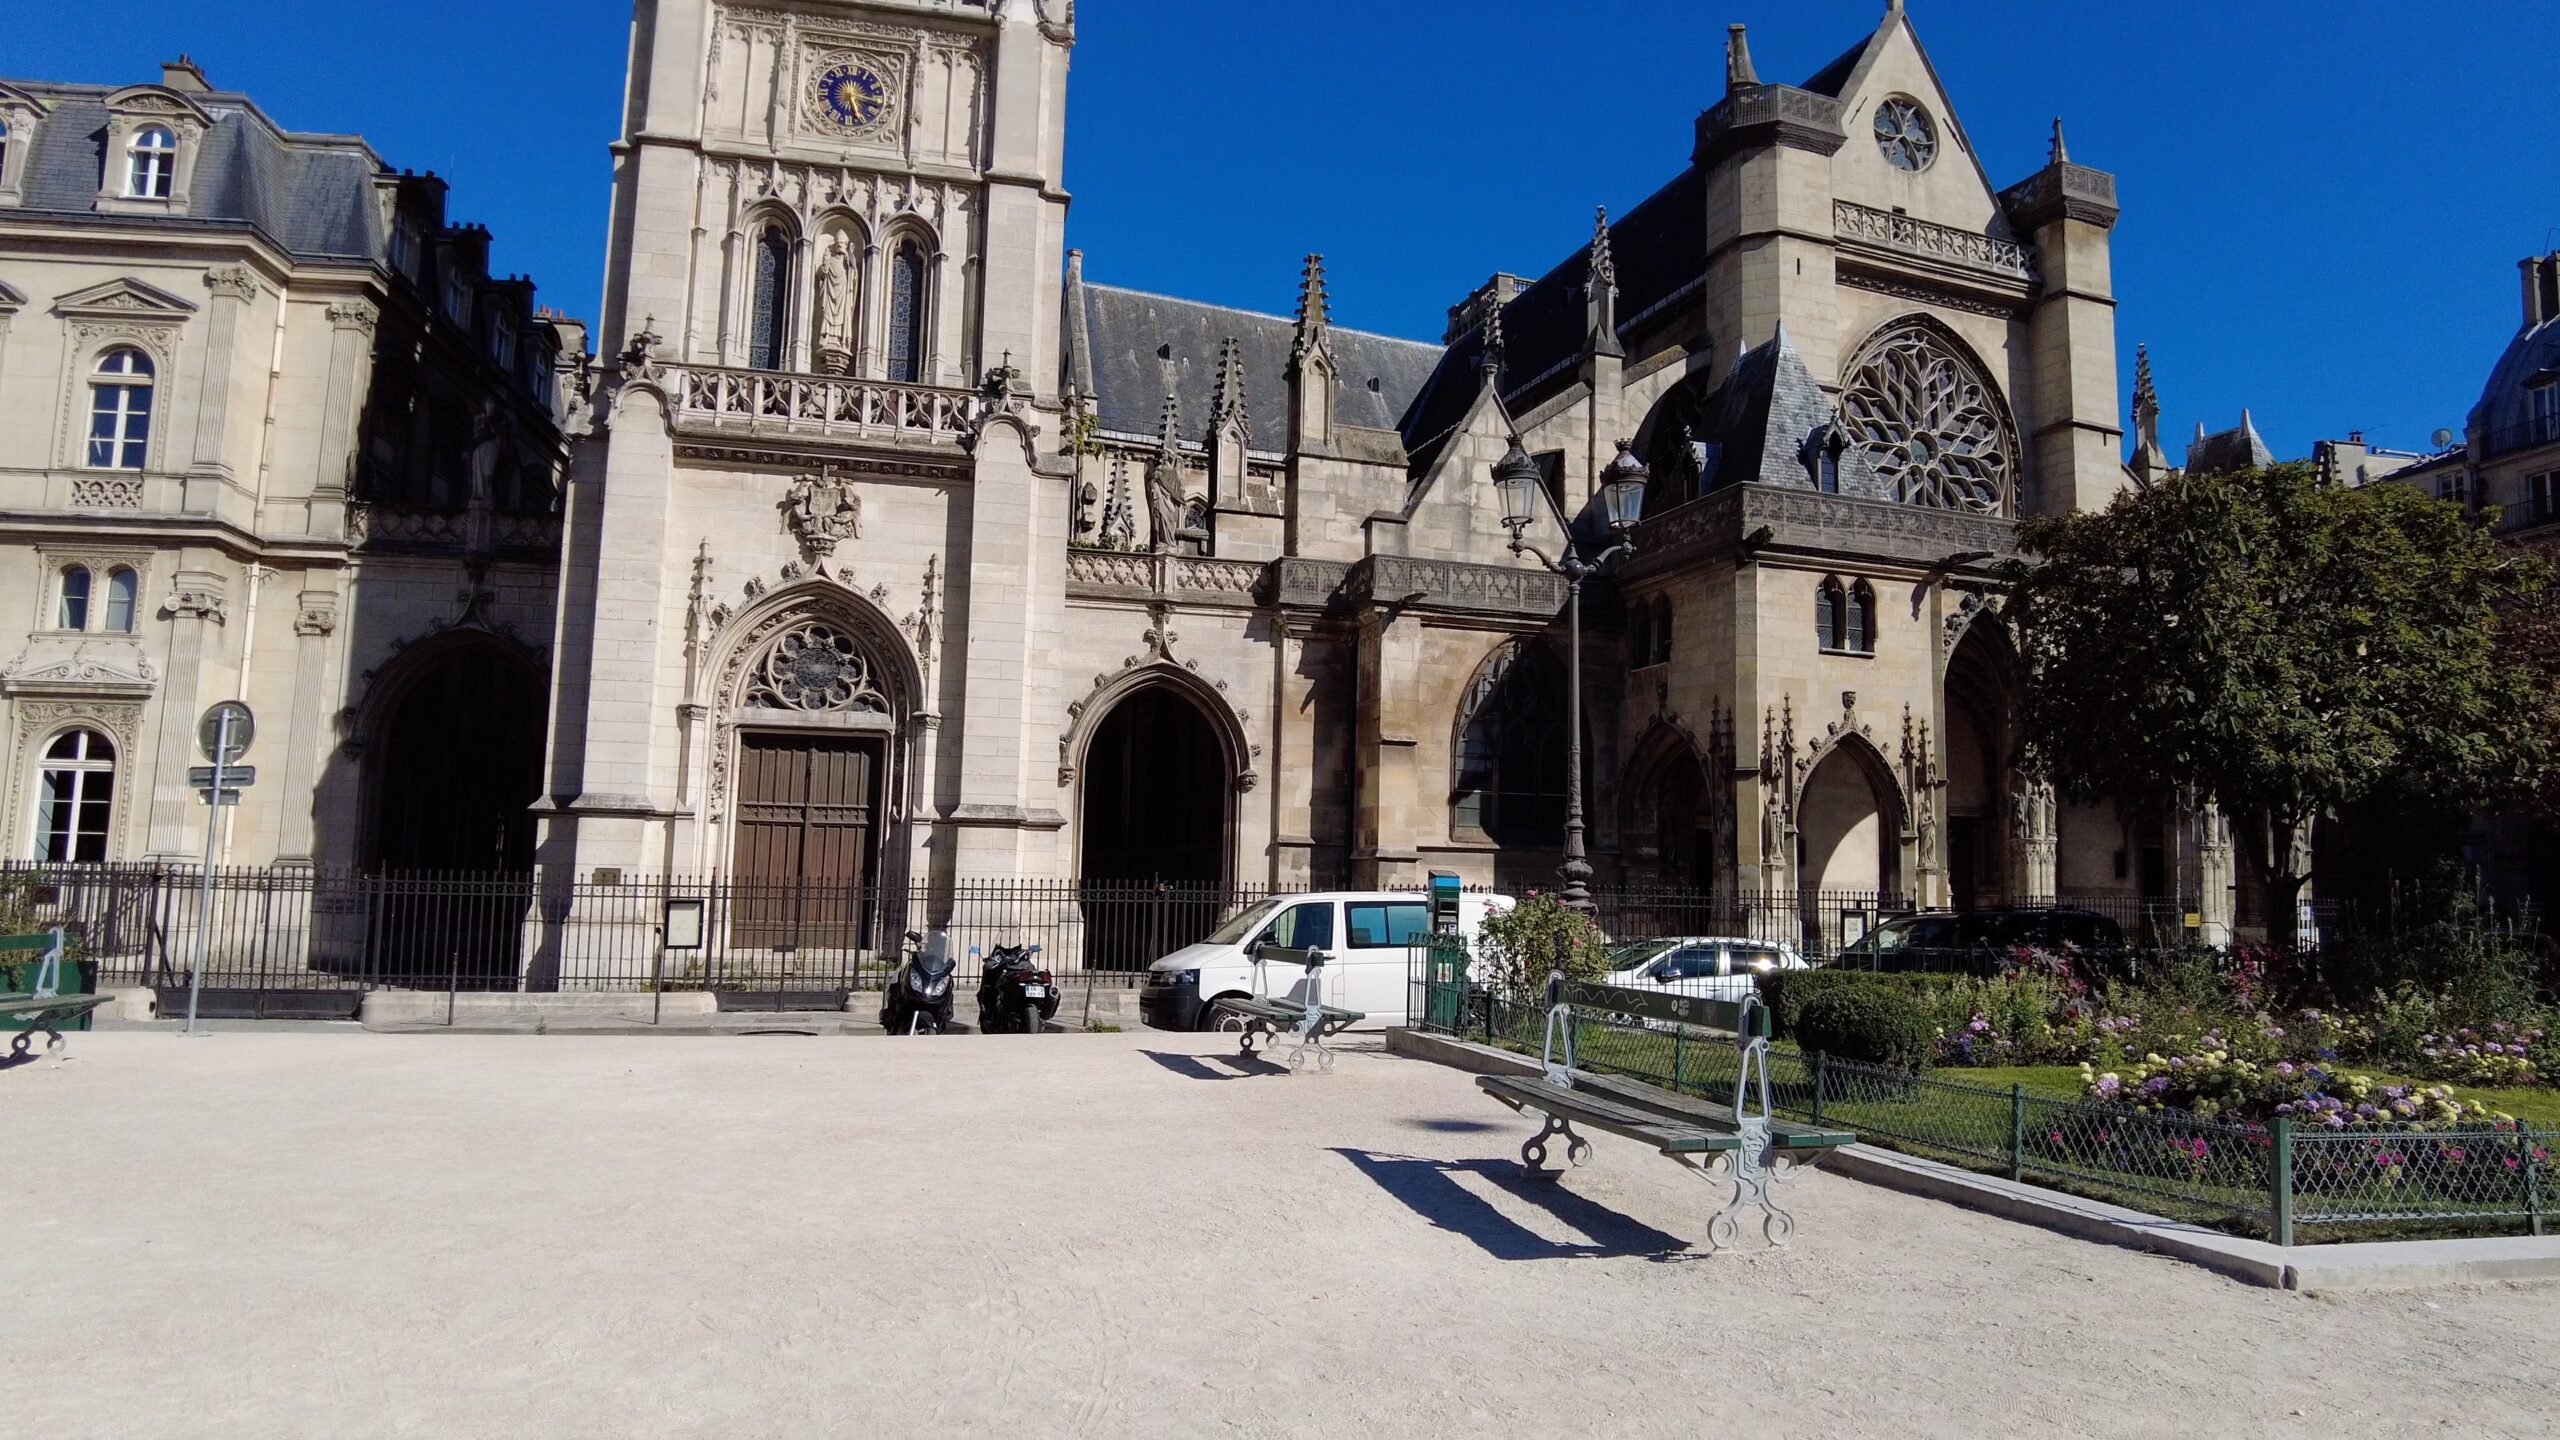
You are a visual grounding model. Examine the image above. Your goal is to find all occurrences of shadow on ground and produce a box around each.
[1333,1148,1699,1261]
[1139,1049,1289,1081]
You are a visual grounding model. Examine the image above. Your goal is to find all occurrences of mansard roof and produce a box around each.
[0,79,385,261]
[2471,311,2560,447]
[1067,275,1442,451]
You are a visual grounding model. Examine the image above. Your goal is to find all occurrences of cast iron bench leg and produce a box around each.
[1518,1112,1590,1179]
[1684,1118,1795,1253]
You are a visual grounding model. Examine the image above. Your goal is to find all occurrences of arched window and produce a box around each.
[57,567,92,631]
[1653,598,1674,665]
[1627,602,1653,668]
[128,125,177,199]
[105,568,139,633]
[1817,578,1845,651]
[0,120,11,178]
[87,348,156,470]
[748,225,791,372]
[887,238,928,384]
[1839,320,2018,514]
[34,729,116,864]
[1452,641,1567,845]
[1848,581,1877,655]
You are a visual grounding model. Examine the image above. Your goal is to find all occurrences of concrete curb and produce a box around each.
[359,991,720,1028]
[1384,1028,2560,1291]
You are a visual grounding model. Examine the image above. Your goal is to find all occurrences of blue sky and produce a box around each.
[7,0,2554,458]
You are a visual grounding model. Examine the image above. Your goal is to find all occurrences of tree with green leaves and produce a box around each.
[2005,462,2550,948]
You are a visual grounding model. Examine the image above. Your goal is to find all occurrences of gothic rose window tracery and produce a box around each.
[748,622,889,714]
[1839,323,2017,514]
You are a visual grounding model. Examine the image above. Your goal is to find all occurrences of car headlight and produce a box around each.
[1154,969,1200,988]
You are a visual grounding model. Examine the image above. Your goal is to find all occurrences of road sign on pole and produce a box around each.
[182,702,256,1038]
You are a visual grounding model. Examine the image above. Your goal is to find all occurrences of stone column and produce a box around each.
[1350,607,1423,891]
[272,587,341,865]
[145,569,227,858]
[2004,159,2125,517]
[943,410,1067,878]
[186,266,260,505]
[311,300,378,538]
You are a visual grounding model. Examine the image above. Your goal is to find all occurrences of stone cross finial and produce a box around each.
[1726,24,1758,91]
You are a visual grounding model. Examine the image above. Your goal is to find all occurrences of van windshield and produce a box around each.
[1202,899,1283,947]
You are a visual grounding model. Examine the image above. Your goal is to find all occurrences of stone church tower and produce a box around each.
[538,0,2165,973]
[542,0,1077,915]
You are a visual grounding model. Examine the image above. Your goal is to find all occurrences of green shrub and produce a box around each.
[1758,968,1963,1037]
[1476,895,1610,1000]
[1795,985,1935,1071]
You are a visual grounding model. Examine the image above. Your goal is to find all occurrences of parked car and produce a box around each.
[1602,936,1808,1004]
[1830,908,2126,977]
[1140,891,1515,1032]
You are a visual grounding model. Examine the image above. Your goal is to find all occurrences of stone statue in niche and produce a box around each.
[816,234,856,375]
[1145,451,1183,554]
[467,399,503,511]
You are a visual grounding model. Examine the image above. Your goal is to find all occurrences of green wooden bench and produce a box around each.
[1476,971,1853,1252]
[1210,945,1364,1074]
[0,929,108,1067]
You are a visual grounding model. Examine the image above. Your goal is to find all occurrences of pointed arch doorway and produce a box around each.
[1076,681,1236,969]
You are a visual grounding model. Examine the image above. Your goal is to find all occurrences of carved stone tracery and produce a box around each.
[1840,320,2019,515]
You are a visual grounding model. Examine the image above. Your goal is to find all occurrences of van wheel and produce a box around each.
[1204,996,1251,1034]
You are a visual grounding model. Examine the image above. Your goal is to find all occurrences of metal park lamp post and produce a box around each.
[1493,436,1649,914]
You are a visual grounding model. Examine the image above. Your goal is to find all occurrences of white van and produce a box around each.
[1138,891,1514,1032]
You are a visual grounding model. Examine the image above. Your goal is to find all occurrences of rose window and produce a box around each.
[749,622,888,713]
[1839,324,2017,514]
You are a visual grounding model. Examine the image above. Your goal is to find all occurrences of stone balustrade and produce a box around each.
[1833,200,2039,282]
[653,362,979,447]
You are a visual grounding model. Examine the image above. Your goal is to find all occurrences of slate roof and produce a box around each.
[4,82,385,261]
[1633,327,1839,515]
[2187,413,2278,475]
[1067,276,1443,452]
[2471,310,2560,452]
[1399,166,1711,478]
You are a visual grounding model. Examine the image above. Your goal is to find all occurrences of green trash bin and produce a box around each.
[0,935,98,1034]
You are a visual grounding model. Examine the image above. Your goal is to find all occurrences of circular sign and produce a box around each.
[197,701,255,765]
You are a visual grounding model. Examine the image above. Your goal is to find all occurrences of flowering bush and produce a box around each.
[2410,1023,2542,1088]
[2081,1035,2513,1131]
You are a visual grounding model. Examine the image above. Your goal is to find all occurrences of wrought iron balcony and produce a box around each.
[1834,200,2039,283]
[653,363,980,448]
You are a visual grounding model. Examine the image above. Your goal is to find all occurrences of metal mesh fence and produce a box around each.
[1407,942,2553,1243]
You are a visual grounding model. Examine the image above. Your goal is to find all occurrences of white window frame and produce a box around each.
[31,727,118,865]
[128,124,177,199]
[84,347,156,471]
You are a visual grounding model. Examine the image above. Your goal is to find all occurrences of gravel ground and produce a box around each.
[9,1030,2557,1439]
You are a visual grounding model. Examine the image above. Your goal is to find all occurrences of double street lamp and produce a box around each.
[1493,436,1650,913]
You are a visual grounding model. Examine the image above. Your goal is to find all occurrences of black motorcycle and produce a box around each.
[976,943,1058,1035]
[880,930,957,1035]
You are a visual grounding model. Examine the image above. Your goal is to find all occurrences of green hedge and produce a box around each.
[1756,968,1969,1038]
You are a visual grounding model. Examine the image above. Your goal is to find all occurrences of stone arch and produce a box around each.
[1069,668,1249,969]
[1796,730,1904,897]
[1449,638,1567,849]
[1838,313,2021,515]
[702,580,925,835]
[1619,718,1722,891]
[1944,615,2020,909]
[353,627,548,876]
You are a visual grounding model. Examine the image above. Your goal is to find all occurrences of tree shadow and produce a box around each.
[1332,1148,1698,1261]
[1140,1049,1286,1081]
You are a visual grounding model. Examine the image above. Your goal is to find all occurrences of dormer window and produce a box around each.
[2528,377,2559,446]
[128,125,177,199]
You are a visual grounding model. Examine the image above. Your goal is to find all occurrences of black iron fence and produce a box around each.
[0,865,1293,1014]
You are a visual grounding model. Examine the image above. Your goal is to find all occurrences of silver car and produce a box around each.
[1603,936,1807,1004]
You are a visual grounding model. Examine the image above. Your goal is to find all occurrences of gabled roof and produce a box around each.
[2187,413,2278,475]
[1067,275,1441,452]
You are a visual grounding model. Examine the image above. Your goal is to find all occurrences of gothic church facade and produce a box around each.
[547,0,2190,949]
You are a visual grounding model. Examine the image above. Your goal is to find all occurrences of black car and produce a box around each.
[1831,907,2126,977]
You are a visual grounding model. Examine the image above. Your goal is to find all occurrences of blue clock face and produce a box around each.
[817,63,890,132]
